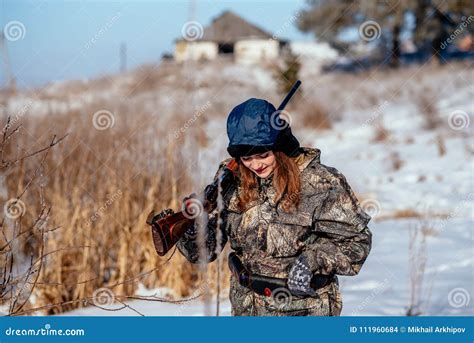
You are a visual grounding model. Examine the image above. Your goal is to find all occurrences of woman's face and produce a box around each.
[240,151,276,179]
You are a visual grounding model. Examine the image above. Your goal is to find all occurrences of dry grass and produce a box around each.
[0,117,66,316]
[416,87,442,130]
[391,209,423,219]
[406,222,437,316]
[0,104,230,315]
[295,98,332,130]
[3,59,471,315]
[387,151,404,171]
[376,209,450,221]
[436,134,446,156]
[371,117,390,143]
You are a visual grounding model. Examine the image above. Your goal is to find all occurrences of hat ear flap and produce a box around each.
[274,126,301,157]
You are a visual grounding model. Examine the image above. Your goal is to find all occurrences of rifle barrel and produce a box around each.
[277,80,301,111]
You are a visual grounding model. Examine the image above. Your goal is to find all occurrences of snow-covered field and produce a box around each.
[3,58,472,317]
[63,216,473,316]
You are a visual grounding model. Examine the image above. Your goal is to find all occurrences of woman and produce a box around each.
[170,98,372,316]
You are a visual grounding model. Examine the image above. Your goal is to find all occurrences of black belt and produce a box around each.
[228,252,332,298]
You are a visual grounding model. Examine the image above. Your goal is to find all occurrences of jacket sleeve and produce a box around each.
[176,160,231,264]
[301,168,372,276]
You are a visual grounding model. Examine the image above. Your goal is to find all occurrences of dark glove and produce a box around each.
[287,255,317,297]
[183,193,198,202]
[181,193,201,237]
[156,208,174,220]
[182,193,198,206]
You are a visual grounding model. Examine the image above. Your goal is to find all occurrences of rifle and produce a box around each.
[146,159,238,256]
[146,80,302,256]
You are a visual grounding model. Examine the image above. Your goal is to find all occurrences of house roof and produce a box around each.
[196,10,274,43]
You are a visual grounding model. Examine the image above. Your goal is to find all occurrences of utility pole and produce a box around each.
[120,42,127,73]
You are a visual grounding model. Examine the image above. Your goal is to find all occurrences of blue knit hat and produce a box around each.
[226,98,300,158]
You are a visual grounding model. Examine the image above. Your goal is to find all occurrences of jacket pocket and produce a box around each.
[265,212,312,257]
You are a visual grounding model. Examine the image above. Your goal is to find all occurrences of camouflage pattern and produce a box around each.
[177,147,372,316]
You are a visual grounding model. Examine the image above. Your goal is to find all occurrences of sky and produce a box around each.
[1,0,314,89]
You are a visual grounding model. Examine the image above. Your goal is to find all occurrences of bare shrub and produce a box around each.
[392,209,423,219]
[1,106,229,315]
[436,134,446,156]
[372,117,390,143]
[387,151,404,171]
[296,99,332,130]
[406,223,437,316]
[416,88,441,130]
[1,116,66,316]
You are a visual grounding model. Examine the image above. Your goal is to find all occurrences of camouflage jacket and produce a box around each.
[177,147,372,316]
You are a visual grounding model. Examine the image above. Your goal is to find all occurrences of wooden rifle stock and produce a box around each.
[146,159,238,256]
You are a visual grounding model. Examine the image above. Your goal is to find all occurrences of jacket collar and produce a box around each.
[227,147,321,213]
[293,147,321,171]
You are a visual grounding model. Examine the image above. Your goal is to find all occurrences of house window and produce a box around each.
[218,43,234,54]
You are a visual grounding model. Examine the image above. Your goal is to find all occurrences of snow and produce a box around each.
[341,218,473,316]
[62,294,232,317]
[63,215,473,317]
[290,41,339,61]
[65,83,473,315]
[5,57,472,317]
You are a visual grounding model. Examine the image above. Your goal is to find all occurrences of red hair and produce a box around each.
[237,151,301,213]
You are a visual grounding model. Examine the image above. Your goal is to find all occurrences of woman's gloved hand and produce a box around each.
[182,193,198,207]
[156,208,174,220]
[181,193,200,237]
[287,255,317,297]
